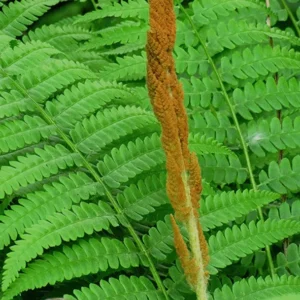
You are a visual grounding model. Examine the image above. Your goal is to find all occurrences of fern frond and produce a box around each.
[99,53,146,81]
[163,261,193,300]
[75,0,149,24]
[19,59,95,102]
[0,90,35,119]
[221,45,300,85]
[204,19,300,55]
[117,173,169,221]
[98,133,165,188]
[181,76,223,109]
[2,202,119,290]
[23,24,93,51]
[191,111,238,144]
[0,40,60,75]
[276,243,300,276]
[208,219,300,274]
[0,115,56,155]
[71,106,159,155]
[213,275,300,300]
[189,134,235,156]
[83,21,147,50]
[0,0,59,37]
[0,172,102,249]
[47,80,139,130]
[199,153,247,184]
[233,77,300,119]
[246,116,300,157]
[259,156,300,193]
[2,237,142,299]
[269,200,300,221]
[191,0,267,26]
[200,189,279,231]
[0,144,82,199]
[64,275,162,300]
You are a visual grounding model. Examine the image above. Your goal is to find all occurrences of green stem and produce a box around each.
[280,0,300,37]
[0,69,169,299]
[90,0,98,10]
[178,4,276,277]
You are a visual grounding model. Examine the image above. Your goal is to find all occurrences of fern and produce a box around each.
[0,0,299,299]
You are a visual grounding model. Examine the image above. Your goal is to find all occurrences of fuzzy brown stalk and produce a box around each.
[146,0,209,298]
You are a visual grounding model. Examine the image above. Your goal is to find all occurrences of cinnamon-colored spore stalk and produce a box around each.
[146,0,209,296]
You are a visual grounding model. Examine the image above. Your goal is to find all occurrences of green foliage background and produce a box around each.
[0,0,299,299]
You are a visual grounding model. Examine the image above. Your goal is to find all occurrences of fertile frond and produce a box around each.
[75,0,149,23]
[0,0,59,37]
[2,202,119,290]
[200,189,279,231]
[213,275,300,300]
[208,219,300,274]
[246,116,300,157]
[117,173,169,221]
[47,80,139,130]
[259,156,300,193]
[64,275,162,300]
[0,144,82,200]
[0,172,102,249]
[71,106,159,155]
[2,237,142,299]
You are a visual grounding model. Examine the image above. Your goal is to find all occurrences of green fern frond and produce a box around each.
[276,243,300,276]
[199,153,247,184]
[200,189,279,231]
[0,90,35,119]
[204,19,300,55]
[64,275,162,300]
[83,21,147,50]
[74,0,149,24]
[71,106,159,155]
[189,134,235,156]
[117,173,169,221]
[233,77,300,120]
[0,0,59,37]
[191,111,238,144]
[0,172,102,249]
[99,53,146,81]
[246,116,300,157]
[18,59,96,102]
[163,261,193,300]
[182,76,223,109]
[2,237,142,300]
[191,0,267,26]
[212,275,300,300]
[23,24,93,52]
[268,200,300,221]
[0,40,60,75]
[0,144,82,199]
[259,156,300,193]
[2,202,119,291]
[47,80,139,130]
[98,133,165,188]
[208,219,300,274]
[0,115,56,155]
[221,45,300,85]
